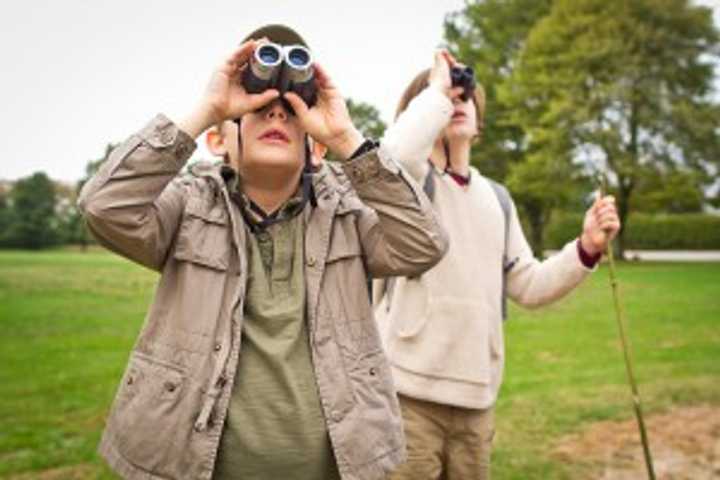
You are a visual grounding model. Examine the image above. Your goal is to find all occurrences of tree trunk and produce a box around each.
[616,178,633,260]
[526,203,547,258]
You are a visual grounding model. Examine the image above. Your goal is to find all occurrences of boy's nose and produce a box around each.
[265,99,289,121]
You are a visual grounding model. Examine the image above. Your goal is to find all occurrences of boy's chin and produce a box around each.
[445,130,475,142]
[245,155,304,172]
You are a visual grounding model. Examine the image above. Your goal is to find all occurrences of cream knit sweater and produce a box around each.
[374,86,596,409]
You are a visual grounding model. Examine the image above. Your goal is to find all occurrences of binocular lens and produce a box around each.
[286,47,311,68]
[257,45,282,65]
[242,42,317,108]
[450,65,476,101]
[462,66,474,81]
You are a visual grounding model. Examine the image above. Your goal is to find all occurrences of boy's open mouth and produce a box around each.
[259,128,290,143]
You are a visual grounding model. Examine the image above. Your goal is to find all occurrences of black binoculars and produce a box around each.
[242,42,317,109]
[450,66,475,102]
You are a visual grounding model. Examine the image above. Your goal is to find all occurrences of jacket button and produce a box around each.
[127,376,134,385]
[331,410,343,422]
[160,130,173,144]
[164,381,176,392]
[307,256,316,267]
[214,343,222,352]
[369,367,377,376]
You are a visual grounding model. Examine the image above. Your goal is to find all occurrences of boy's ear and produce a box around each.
[311,140,328,167]
[205,126,227,157]
[309,137,327,167]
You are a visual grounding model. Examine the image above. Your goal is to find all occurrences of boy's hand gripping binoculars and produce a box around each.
[242,42,317,108]
[450,66,476,102]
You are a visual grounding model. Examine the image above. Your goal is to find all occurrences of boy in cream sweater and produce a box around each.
[374,52,621,480]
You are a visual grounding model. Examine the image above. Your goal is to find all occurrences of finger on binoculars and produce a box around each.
[283,92,310,116]
[449,86,465,100]
[441,50,458,67]
[225,40,257,70]
[313,62,337,91]
[434,49,447,64]
[248,89,281,110]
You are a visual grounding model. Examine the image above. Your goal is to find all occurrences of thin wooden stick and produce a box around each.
[599,174,656,480]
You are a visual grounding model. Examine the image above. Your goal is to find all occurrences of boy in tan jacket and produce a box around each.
[79,25,449,480]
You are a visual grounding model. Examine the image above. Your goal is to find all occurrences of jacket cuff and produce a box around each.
[138,114,197,166]
[342,146,401,184]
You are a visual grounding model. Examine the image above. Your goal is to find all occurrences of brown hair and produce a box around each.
[395,68,486,132]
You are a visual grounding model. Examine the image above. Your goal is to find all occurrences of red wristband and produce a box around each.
[577,238,602,268]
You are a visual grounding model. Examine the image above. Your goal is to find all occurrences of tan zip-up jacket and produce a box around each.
[77,114,448,480]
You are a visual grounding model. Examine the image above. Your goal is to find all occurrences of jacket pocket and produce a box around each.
[174,197,231,271]
[345,350,404,463]
[390,296,492,385]
[109,352,196,476]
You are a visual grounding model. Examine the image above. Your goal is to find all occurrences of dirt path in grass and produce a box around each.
[8,464,97,480]
[554,405,720,479]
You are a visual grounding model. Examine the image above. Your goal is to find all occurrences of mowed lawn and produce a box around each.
[0,249,718,479]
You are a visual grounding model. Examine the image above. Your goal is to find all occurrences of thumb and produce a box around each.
[433,50,451,76]
[449,86,465,101]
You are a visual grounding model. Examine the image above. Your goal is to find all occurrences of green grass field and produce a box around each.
[1,250,718,479]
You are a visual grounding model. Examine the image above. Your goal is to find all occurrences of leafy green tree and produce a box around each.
[0,189,10,247]
[72,144,115,249]
[347,99,387,140]
[4,172,58,249]
[507,0,720,256]
[632,167,705,213]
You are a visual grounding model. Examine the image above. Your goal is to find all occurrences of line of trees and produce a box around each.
[0,145,110,250]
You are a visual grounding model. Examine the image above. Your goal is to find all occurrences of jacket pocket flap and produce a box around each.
[336,193,364,216]
[326,222,362,262]
[174,199,231,271]
[185,197,228,225]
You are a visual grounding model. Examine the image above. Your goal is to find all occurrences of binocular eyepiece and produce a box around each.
[242,42,317,110]
[450,66,475,102]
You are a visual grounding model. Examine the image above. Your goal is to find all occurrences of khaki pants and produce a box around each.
[390,394,495,480]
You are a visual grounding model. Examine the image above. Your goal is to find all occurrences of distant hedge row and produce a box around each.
[545,213,720,250]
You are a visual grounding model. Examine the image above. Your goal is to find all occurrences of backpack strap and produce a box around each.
[487,179,515,320]
[423,164,437,202]
[379,170,515,322]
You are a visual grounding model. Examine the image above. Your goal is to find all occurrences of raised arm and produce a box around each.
[380,51,461,181]
[283,62,449,278]
[78,41,281,271]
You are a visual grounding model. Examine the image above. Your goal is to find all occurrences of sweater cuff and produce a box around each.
[576,238,602,269]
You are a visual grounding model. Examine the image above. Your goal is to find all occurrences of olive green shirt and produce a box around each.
[214,188,339,479]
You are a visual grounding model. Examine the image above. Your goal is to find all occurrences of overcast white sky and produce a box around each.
[1,0,718,182]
